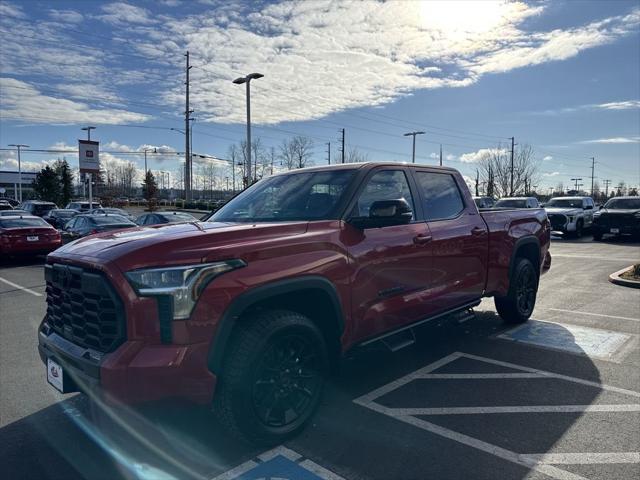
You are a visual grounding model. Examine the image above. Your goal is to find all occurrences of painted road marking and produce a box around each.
[497,320,636,361]
[211,446,346,480]
[0,276,43,297]
[354,352,640,480]
[544,307,640,323]
[550,254,639,262]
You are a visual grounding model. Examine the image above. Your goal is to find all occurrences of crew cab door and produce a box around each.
[412,169,488,312]
[344,168,433,341]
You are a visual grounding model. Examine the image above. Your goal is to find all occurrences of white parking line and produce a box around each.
[0,276,43,297]
[551,254,639,262]
[522,452,640,465]
[354,352,640,480]
[544,308,640,323]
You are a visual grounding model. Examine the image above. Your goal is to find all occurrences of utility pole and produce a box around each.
[571,177,583,192]
[509,136,516,196]
[7,144,29,203]
[184,51,192,201]
[326,142,331,165]
[590,157,595,196]
[403,131,425,163]
[341,129,345,164]
[603,179,611,198]
[439,144,443,166]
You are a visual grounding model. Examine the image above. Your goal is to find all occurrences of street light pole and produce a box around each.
[8,144,29,203]
[233,73,264,187]
[403,131,425,163]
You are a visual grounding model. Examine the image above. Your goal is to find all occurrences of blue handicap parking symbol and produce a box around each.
[214,446,345,480]
[233,454,325,480]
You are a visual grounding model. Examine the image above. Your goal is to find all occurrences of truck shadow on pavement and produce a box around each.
[1,311,627,480]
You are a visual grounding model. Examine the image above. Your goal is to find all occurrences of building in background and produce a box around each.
[0,171,37,201]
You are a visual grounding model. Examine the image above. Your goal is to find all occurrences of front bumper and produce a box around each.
[38,319,216,405]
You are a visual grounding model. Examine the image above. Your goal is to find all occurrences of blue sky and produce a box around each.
[1,0,639,193]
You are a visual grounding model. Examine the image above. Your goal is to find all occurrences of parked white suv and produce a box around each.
[544,196,595,237]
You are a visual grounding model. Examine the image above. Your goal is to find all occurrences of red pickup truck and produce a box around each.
[39,163,550,444]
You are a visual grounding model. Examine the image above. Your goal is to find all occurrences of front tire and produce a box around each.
[593,230,603,241]
[573,220,584,238]
[213,310,328,445]
[495,258,538,324]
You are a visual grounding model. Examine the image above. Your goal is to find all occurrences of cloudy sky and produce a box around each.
[1,0,639,191]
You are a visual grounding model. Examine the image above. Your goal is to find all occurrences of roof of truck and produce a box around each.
[272,162,459,175]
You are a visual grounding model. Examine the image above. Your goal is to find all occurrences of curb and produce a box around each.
[609,265,640,289]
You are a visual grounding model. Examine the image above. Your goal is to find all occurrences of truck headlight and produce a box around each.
[593,211,601,218]
[125,260,246,319]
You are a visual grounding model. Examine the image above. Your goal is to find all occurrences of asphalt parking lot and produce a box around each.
[1,234,638,480]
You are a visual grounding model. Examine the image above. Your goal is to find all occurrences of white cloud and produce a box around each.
[159,0,182,6]
[49,9,83,23]
[0,78,152,124]
[543,171,560,177]
[532,99,640,115]
[579,136,640,144]
[0,2,24,19]
[100,2,156,25]
[543,155,553,161]
[459,148,508,163]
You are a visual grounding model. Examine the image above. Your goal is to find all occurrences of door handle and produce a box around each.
[413,234,432,245]
[471,227,485,236]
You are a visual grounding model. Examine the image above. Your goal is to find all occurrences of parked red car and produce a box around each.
[39,163,550,445]
[1,215,62,256]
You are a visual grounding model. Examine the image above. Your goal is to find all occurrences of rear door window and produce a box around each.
[415,172,465,221]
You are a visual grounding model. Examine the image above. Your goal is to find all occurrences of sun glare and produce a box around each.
[418,0,508,34]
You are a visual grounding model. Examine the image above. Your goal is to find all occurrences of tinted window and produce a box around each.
[546,198,584,208]
[0,217,49,228]
[495,199,527,208]
[158,212,196,222]
[214,169,356,222]
[353,170,414,219]
[604,198,640,209]
[415,172,464,220]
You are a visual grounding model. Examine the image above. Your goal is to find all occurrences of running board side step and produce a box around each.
[381,329,416,352]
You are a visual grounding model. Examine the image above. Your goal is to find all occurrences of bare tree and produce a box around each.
[346,147,369,163]
[279,136,314,169]
[478,144,540,198]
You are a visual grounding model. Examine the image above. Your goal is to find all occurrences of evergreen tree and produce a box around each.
[142,170,158,206]
[32,166,61,204]
[53,159,74,207]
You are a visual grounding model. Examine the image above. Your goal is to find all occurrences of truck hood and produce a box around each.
[49,221,309,270]
[544,207,582,215]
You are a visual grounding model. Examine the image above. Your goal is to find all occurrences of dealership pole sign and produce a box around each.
[78,140,100,173]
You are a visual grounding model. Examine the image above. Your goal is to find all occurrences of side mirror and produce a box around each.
[349,199,413,229]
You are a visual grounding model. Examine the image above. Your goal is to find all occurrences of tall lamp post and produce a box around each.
[232,72,264,187]
[403,131,425,163]
[8,143,29,202]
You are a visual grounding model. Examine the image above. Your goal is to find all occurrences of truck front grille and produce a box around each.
[45,264,126,353]
[548,214,567,230]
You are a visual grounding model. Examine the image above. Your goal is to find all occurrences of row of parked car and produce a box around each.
[473,195,640,240]
[0,199,199,258]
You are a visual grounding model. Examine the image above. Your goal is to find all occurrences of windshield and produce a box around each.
[546,199,583,208]
[90,215,133,225]
[0,217,49,228]
[0,210,28,216]
[495,199,526,208]
[604,198,640,209]
[213,169,357,223]
[102,208,126,215]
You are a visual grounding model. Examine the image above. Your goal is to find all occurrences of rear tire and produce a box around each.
[593,231,603,241]
[495,258,538,324]
[213,310,328,445]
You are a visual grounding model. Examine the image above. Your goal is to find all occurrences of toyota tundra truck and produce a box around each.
[39,163,551,444]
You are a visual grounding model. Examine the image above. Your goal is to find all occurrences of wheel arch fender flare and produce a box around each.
[508,235,541,282]
[207,276,345,375]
